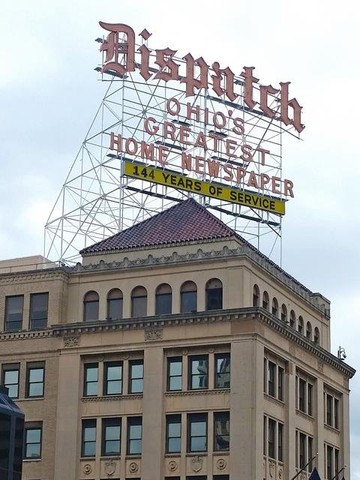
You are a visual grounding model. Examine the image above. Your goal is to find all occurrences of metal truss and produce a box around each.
[44,45,297,265]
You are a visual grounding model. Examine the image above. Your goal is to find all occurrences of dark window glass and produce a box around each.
[263,291,269,310]
[214,412,229,450]
[127,417,142,455]
[206,279,223,310]
[314,327,320,344]
[84,363,98,397]
[24,425,42,459]
[268,418,275,459]
[129,360,144,394]
[102,418,121,456]
[14,417,24,480]
[281,304,287,322]
[2,364,20,399]
[107,289,123,320]
[187,413,207,452]
[26,363,44,398]
[131,287,147,317]
[104,362,122,395]
[290,310,296,328]
[83,291,99,321]
[166,415,181,453]
[82,419,96,457]
[180,281,197,313]
[306,321,312,339]
[253,285,260,307]
[5,296,23,331]
[299,378,306,412]
[298,316,304,334]
[167,357,182,391]
[189,355,208,390]
[155,284,172,315]
[268,361,276,397]
[215,353,230,388]
[272,298,278,316]
[30,293,48,329]
[0,413,10,472]
[278,422,283,462]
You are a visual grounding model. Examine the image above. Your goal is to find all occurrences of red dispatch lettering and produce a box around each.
[99,22,305,133]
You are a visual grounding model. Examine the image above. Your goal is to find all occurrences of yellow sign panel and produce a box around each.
[124,161,286,215]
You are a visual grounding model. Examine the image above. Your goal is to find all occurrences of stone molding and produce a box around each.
[81,394,143,402]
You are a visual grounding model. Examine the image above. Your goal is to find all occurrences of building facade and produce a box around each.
[0,199,355,480]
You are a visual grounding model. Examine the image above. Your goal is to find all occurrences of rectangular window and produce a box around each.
[127,417,142,455]
[264,416,283,462]
[264,357,284,401]
[5,295,23,332]
[26,362,45,398]
[325,444,340,480]
[128,360,144,394]
[2,364,20,399]
[296,431,313,472]
[166,414,181,453]
[296,373,314,416]
[187,413,207,452]
[167,357,182,391]
[84,363,98,397]
[325,390,341,429]
[215,353,230,389]
[104,361,122,395]
[102,418,121,456]
[29,293,49,329]
[214,412,229,451]
[189,355,208,390]
[24,424,42,459]
[82,419,96,457]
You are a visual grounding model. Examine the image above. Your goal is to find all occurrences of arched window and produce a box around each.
[272,298,278,317]
[83,291,99,321]
[281,304,287,322]
[253,285,260,307]
[298,316,304,334]
[155,283,172,315]
[306,321,312,339]
[107,289,123,320]
[180,281,197,313]
[290,310,296,328]
[131,286,147,318]
[263,291,269,311]
[314,327,320,345]
[206,278,223,310]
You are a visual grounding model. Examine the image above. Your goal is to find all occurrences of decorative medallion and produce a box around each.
[105,459,116,476]
[318,360,324,373]
[216,458,226,470]
[64,334,80,347]
[144,327,163,341]
[83,463,92,475]
[129,461,139,473]
[168,460,178,471]
[191,455,203,473]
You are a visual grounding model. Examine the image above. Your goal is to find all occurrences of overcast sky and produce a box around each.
[1,0,360,477]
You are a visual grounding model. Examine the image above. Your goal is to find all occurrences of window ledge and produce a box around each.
[296,409,315,421]
[165,389,230,397]
[81,393,143,402]
[324,423,340,434]
[264,393,285,406]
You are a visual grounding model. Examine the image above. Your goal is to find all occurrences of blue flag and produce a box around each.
[309,467,321,480]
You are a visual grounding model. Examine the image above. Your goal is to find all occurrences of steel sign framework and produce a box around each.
[44,24,302,264]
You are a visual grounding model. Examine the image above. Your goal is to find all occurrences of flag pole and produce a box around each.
[290,453,318,480]
[330,465,346,480]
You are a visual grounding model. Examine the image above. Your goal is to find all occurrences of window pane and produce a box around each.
[215,353,230,388]
[5,296,23,331]
[127,418,142,455]
[27,365,44,398]
[214,412,230,450]
[30,293,48,329]
[188,414,207,452]
[25,427,42,459]
[189,356,208,390]
[82,420,96,457]
[166,415,181,453]
[84,364,98,396]
[104,362,122,395]
[102,419,121,456]
[3,368,19,399]
[168,358,182,391]
[181,291,197,313]
[129,361,143,394]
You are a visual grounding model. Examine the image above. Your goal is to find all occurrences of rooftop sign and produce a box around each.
[98,22,304,217]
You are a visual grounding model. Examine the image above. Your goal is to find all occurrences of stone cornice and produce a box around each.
[81,394,143,402]
[0,329,54,341]
[68,246,329,318]
[52,307,355,379]
[0,268,69,285]
[165,388,230,397]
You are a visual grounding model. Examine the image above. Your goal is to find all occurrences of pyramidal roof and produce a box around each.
[80,198,236,255]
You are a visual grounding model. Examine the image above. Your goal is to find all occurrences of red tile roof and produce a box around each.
[80,198,236,255]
